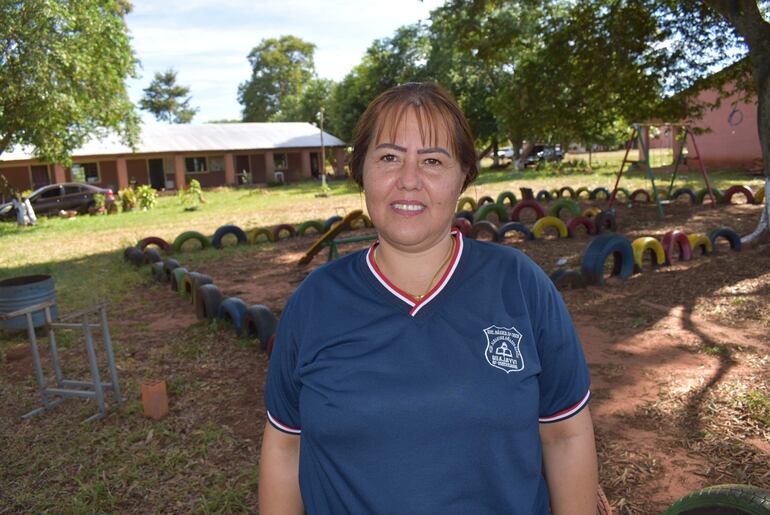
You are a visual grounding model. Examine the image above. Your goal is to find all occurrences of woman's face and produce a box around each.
[363,108,465,253]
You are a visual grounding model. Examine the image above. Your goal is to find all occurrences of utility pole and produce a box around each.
[319,107,326,191]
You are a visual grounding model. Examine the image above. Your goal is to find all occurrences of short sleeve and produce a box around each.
[264,294,303,435]
[530,266,591,423]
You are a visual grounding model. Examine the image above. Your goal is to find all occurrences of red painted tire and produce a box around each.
[272,223,297,241]
[453,217,473,237]
[510,199,546,222]
[630,189,651,203]
[723,185,755,204]
[137,236,171,252]
[567,216,597,237]
[660,230,692,265]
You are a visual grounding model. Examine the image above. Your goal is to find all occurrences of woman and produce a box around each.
[260,82,597,514]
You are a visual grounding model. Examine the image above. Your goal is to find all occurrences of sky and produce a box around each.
[125,0,446,124]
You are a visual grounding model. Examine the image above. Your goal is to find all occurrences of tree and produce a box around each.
[0,0,139,165]
[238,35,316,122]
[271,78,333,123]
[139,69,198,124]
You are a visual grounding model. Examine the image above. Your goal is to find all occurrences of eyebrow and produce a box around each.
[374,143,451,157]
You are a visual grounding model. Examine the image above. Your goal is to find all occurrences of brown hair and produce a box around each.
[349,82,478,191]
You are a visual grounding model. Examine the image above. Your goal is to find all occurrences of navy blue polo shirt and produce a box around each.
[265,231,591,514]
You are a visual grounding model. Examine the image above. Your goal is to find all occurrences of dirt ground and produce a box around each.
[1,196,768,513]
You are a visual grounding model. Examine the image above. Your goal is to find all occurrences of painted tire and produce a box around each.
[723,185,755,204]
[272,223,297,241]
[532,216,568,239]
[477,195,495,207]
[474,203,509,223]
[137,236,171,252]
[453,217,473,237]
[181,271,213,304]
[195,283,222,321]
[548,199,580,219]
[360,214,375,228]
[630,189,651,203]
[243,304,278,352]
[582,207,601,218]
[510,199,546,222]
[708,227,742,252]
[248,227,274,244]
[594,209,617,233]
[211,224,247,249]
[296,220,324,236]
[615,187,631,201]
[549,269,586,290]
[170,267,188,293]
[124,247,144,267]
[150,262,166,282]
[322,215,344,233]
[216,297,248,336]
[143,247,163,264]
[662,483,770,515]
[349,214,372,229]
[589,187,610,200]
[671,187,696,204]
[755,186,765,204]
[696,187,724,204]
[496,191,517,207]
[654,187,669,200]
[497,222,535,241]
[455,210,474,223]
[173,231,211,252]
[470,220,500,241]
[631,237,666,273]
[163,259,180,282]
[575,187,591,199]
[661,230,693,265]
[558,186,576,199]
[519,187,535,201]
[536,190,552,202]
[567,216,597,237]
[580,234,634,285]
[456,196,477,212]
[550,188,560,199]
[688,233,713,256]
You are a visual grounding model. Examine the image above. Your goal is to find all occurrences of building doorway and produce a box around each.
[30,165,50,189]
[310,153,320,178]
[148,159,165,190]
[235,155,251,184]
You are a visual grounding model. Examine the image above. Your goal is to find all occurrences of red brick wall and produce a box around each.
[187,171,224,188]
[0,166,31,192]
[99,160,118,190]
[287,152,302,182]
[250,154,267,183]
[127,159,148,185]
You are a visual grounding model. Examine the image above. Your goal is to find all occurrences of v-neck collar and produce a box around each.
[365,230,464,317]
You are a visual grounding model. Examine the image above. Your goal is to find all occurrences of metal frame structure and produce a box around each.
[0,300,122,422]
[609,123,716,217]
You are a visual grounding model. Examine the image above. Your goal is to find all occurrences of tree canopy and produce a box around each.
[139,69,198,124]
[0,0,139,165]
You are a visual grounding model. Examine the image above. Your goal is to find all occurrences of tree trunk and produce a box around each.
[492,139,500,167]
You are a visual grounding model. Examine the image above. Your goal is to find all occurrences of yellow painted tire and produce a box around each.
[247,227,274,244]
[582,207,602,218]
[575,187,591,199]
[532,216,568,239]
[755,186,765,205]
[631,237,666,271]
[688,233,713,256]
[457,196,477,212]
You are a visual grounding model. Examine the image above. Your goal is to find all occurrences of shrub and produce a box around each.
[119,187,136,211]
[135,185,158,210]
[178,179,206,210]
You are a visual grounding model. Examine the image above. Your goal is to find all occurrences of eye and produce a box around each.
[423,157,442,166]
[379,153,398,162]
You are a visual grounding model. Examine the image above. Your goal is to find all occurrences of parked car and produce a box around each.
[496,146,514,159]
[525,145,565,165]
[0,183,115,221]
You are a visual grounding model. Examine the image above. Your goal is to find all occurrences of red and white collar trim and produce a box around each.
[366,230,463,316]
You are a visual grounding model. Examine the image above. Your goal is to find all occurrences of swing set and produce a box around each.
[608,123,717,217]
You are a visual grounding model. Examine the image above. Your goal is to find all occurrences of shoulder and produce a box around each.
[286,248,367,304]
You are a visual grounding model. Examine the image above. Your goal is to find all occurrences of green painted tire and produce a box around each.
[457,196,477,212]
[548,199,580,219]
[615,187,631,201]
[696,187,725,204]
[663,484,770,515]
[474,203,509,223]
[297,220,324,236]
[496,191,517,207]
[171,267,188,293]
[173,231,211,252]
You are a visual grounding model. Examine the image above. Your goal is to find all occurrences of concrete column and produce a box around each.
[264,151,275,179]
[174,155,186,190]
[116,158,129,190]
[334,147,346,176]
[224,153,235,186]
[301,150,312,178]
[53,164,66,183]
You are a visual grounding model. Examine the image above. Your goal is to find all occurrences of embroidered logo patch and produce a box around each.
[483,325,524,373]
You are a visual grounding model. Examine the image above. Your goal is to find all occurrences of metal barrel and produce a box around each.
[0,275,57,330]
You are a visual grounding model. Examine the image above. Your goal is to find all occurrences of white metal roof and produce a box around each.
[0,122,347,162]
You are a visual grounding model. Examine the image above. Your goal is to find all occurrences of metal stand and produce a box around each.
[0,300,122,422]
[323,234,378,261]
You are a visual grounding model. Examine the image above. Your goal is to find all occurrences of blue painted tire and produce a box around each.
[594,208,617,233]
[211,224,247,249]
[470,220,500,241]
[589,187,611,200]
[143,247,163,264]
[708,227,742,252]
[151,262,166,282]
[671,188,696,204]
[455,210,475,223]
[216,297,248,336]
[497,222,535,241]
[124,247,144,267]
[549,269,586,290]
[580,234,634,286]
[162,259,180,281]
[195,283,222,321]
[243,304,278,352]
[323,215,343,233]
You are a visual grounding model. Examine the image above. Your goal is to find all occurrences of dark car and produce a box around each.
[525,145,564,166]
[0,183,115,221]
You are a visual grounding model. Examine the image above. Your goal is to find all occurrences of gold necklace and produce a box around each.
[375,235,456,301]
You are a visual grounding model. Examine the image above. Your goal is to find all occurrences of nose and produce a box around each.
[396,155,421,190]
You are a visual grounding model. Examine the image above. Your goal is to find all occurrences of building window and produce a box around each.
[71,163,99,184]
[185,157,207,173]
[209,156,225,172]
[274,153,288,170]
